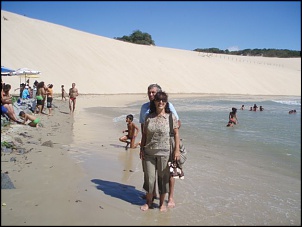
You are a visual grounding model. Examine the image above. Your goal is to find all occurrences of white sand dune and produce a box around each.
[1,10,301,96]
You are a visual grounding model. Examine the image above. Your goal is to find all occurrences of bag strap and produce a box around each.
[169,113,174,161]
[169,113,174,137]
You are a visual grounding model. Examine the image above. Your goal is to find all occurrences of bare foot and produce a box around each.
[140,204,150,211]
[159,205,167,212]
[167,199,175,208]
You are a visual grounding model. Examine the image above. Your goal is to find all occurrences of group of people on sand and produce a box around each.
[119,84,181,212]
[1,79,79,127]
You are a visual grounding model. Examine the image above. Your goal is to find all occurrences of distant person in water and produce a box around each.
[119,114,140,149]
[289,109,296,114]
[253,104,258,111]
[240,104,245,110]
[259,106,264,111]
[227,107,238,127]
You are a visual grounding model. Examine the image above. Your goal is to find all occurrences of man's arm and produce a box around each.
[169,102,181,129]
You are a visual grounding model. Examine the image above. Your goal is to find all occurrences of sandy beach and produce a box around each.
[2,94,301,226]
[1,95,143,225]
[1,9,301,226]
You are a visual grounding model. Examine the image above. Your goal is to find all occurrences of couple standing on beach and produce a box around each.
[139,84,181,212]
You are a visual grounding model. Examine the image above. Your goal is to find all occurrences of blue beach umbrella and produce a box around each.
[1,66,15,76]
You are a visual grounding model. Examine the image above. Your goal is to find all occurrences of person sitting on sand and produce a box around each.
[1,83,21,123]
[19,111,40,127]
[119,114,140,149]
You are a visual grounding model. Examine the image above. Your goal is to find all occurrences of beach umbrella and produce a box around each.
[11,68,41,84]
[1,66,16,76]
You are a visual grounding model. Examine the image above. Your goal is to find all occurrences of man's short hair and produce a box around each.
[148,84,162,92]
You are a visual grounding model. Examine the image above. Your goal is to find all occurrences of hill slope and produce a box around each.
[1,10,301,96]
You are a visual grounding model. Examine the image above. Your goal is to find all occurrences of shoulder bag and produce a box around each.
[169,113,187,167]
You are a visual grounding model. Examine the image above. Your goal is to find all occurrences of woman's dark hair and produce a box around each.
[149,91,171,114]
[126,114,134,121]
[3,84,11,93]
[37,81,45,89]
[19,111,25,116]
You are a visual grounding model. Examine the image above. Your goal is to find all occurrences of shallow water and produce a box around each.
[68,95,301,225]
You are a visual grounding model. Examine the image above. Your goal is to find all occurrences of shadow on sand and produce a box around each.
[91,179,145,205]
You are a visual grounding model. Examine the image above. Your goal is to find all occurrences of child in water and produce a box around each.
[119,114,140,149]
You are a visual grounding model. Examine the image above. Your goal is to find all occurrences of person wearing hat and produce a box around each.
[22,85,30,99]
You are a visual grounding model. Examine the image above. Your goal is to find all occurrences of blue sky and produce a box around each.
[1,1,301,51]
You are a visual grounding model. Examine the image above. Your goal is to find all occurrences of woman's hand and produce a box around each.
[174,149,180,161]
[139,148,144,160]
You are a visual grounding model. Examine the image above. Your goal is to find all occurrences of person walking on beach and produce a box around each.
[139,83,181,208]
[69,82,79,114]
[19,111,40,127]
[119,114,140,149]
[61,84,67,101]
[140,91,180,212]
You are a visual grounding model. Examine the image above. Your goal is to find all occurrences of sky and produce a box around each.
[1,1,301,51]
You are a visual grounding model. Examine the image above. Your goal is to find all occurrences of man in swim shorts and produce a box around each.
[69,83,79,114]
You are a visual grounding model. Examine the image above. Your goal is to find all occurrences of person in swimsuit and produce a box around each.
[46,84,54,116]
[119,114,140,149]
[227,107,238,127]
[61,84,67,101]
[36,81,47,114]
[19,111,40,127]
[69,82,79,114]
[1,83,21,123]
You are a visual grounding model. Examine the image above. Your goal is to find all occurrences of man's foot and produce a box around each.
[167,199,175,208]
[159,205,167,212]
[140,204,150,211]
